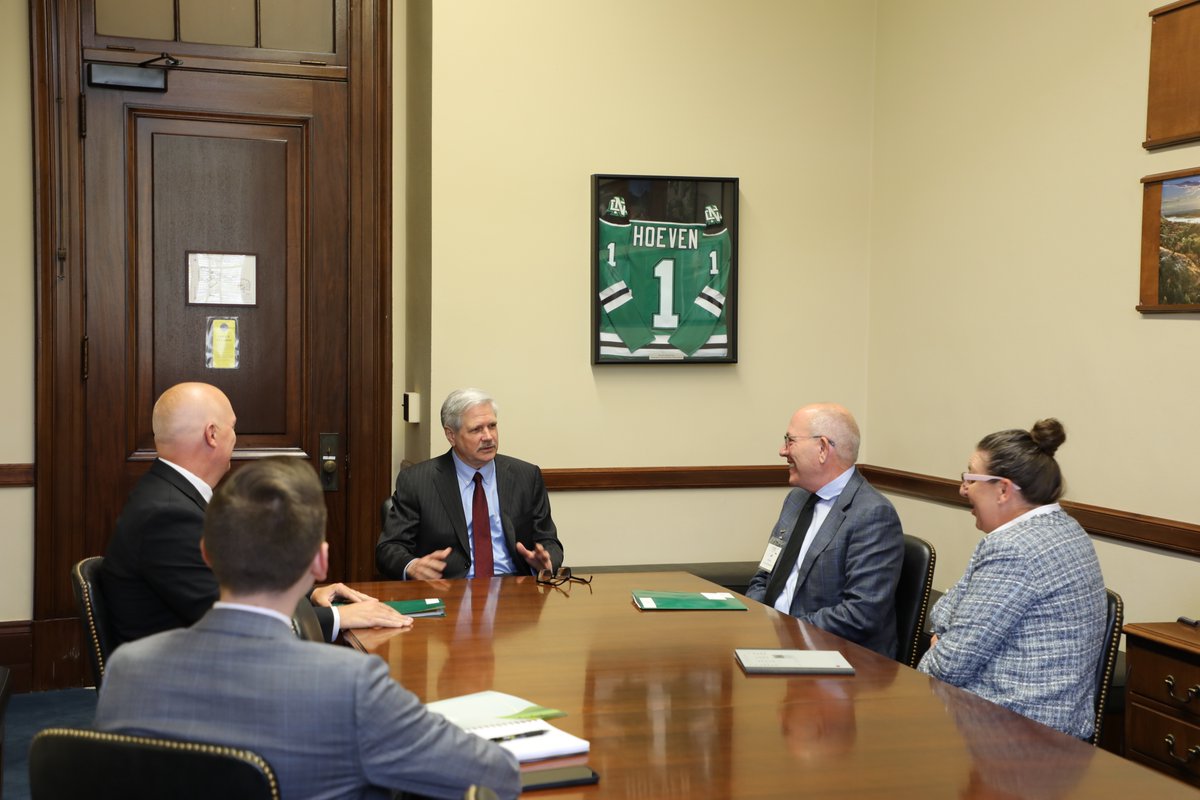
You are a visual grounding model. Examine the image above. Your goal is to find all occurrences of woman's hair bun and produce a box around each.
[1029,418,1065,456]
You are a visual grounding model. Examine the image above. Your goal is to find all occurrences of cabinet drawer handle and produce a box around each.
[1164,734,1200,764]
[1164,675,1200,703]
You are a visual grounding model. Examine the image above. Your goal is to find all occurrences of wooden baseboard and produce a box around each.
[0,620,33,693]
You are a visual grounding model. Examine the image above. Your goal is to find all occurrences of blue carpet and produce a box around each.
[2,688,98,800]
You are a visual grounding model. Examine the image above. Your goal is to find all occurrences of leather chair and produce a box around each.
[29,727,279,800]
[71,556,115,686]
[894,534,936,667]
[1090,588,1124,746]
[291,596,325,642]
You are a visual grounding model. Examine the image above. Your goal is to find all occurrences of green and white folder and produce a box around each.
[631,589,747,611]
[384,598,446,618]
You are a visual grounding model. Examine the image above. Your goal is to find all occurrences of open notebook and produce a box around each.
[426,691,589,763]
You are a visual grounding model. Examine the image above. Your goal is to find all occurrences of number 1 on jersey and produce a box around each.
[653,259,679,328]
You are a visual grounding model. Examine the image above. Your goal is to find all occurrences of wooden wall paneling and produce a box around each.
[543,464,1200,559]
[0,621,33,693]
[345,0,392,581]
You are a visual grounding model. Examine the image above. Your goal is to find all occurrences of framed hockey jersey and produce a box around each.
[592,174,738,364]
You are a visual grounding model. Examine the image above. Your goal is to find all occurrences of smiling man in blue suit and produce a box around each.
[746,403,905,658]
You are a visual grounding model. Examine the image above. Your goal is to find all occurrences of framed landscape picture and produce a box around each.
[1139,167,1200,313]
[592,174,738,363]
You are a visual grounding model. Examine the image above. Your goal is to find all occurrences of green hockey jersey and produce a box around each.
[597,218,731,359]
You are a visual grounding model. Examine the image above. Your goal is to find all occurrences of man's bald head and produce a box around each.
[153,383,237,488]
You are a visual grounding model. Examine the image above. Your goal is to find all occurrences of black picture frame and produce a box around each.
[592,174,738,364]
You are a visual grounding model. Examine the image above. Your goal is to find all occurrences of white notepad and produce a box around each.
[734,648,855,675]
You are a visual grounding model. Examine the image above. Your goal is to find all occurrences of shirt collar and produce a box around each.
[989,503,1061,536]
[451,450,496,489]
[159,457,214,502]
[212,601,294,629]
[814,465,856,502]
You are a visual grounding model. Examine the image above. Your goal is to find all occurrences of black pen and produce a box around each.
[488,729,548,743]
[1178,616,1200,628]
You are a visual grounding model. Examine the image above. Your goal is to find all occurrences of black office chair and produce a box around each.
[291,596,325,642]
[29,727,279,800]
[71,556,115,686]
[1089,588,1124,746]
[894,534,936,667]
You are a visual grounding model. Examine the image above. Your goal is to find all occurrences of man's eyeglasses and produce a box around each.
[961,472,1022,491]
[783,434,835,448]
[536,567,592,587]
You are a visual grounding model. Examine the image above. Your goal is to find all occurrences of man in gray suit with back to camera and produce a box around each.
[95,457,521,800]
[376,388,564,580]
[746,403,905,658]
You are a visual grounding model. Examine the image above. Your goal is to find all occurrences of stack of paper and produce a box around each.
[631,589,747,611]
[427,691,588,763]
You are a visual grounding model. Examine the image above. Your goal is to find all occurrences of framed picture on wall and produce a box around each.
[1138,167,1200,313]
[592,174,738,364]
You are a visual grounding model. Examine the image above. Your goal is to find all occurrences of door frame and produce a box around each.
[28,0,393,688]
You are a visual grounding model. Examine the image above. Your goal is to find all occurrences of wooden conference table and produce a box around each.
[345,572,1197,798]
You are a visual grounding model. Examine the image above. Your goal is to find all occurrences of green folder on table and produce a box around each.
[384,598,446,617]
[631,589,747,611]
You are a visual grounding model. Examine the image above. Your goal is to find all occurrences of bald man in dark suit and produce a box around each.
[102,382,409,644]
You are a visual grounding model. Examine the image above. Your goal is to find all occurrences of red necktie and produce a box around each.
[472,472,494,578]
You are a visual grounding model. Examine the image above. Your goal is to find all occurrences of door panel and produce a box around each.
[84,69,349,576]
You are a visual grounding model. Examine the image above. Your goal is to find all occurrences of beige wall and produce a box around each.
[415,0,880,564]
[867,0,1200,622]
[1,0,34,622]
[2,1,1197,623]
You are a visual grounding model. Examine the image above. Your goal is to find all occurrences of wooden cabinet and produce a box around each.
[1125,622,1200,787]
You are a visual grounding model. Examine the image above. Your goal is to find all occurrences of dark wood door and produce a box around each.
[82,70,350,574]
[31,0,392,688]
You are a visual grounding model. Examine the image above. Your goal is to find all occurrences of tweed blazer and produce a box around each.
[917,506,1106,739]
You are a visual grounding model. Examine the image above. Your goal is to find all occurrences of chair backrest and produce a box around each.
[71,556,115,686]
[291,596,325,642]
[895,534,936,668]
[29,727,279,800]
[1090,588,1124,746]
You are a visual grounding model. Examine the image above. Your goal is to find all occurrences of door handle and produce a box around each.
[319,432,339,491]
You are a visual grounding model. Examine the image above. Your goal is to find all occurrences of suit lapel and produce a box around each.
[151,458,208,512]
[493,456,522,564]
[793,471,865,585]
[433,452,470,553]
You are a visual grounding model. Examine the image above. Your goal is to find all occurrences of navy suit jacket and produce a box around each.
[746,469,904,658]
[101,459,335,643]
[95,607,520,799]
[376,451,563,579]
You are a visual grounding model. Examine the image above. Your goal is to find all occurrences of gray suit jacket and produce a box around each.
[376,451,563,579]
[746,469,904,658]
[94,606,520,800]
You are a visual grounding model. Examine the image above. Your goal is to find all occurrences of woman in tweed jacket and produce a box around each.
[917,419,1106,739]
